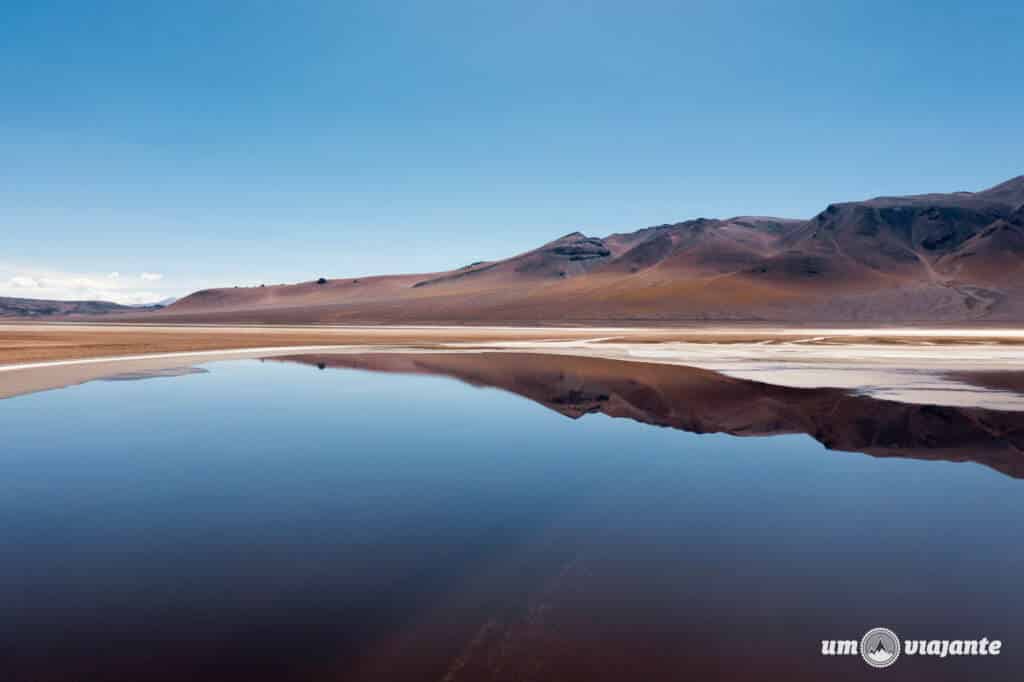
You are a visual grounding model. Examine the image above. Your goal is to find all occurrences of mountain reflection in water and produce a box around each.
[4,354,1023,682]
[276,352,1024,478]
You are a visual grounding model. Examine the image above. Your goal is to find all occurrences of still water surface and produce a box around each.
[2,355,1022,681]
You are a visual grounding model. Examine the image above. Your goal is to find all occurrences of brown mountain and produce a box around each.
[149,175,1024,323]
[275,352,1024,478]
[0,296,164,318]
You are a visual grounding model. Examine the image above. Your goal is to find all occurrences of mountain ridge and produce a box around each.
[123,175,1024,323]
[0,296,165,318]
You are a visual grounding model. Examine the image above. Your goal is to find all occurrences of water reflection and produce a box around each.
[99,366,210,382]
[276,352,1024,479]
[2,355,1022,682]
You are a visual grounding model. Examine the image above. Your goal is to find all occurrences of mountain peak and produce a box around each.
[128,176,1024,325]
[978,174,1024,206]
[558,230,588,240]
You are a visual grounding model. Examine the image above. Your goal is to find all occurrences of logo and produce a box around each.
[861,627,900,668]
[822,628,1002,668]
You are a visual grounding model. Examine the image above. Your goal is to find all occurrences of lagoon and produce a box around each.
[2,354,1021,681]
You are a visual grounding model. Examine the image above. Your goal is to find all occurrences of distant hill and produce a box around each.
[0,296,164,318]
[136,175,1024,323]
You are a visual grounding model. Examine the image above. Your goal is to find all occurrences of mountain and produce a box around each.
[126,297,179,308]
[275,352,1024,479]
[0,296,165,318]
[141,175,1024,323]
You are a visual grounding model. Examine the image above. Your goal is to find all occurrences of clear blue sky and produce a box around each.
[2,0,1022,302]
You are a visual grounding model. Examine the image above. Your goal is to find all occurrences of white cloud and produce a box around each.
[9,275,40,289]
[0,264,182,305]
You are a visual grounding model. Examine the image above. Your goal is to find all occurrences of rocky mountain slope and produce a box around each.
[149,175,1024,323]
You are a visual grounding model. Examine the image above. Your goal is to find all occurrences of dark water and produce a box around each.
[1,354,1022,682]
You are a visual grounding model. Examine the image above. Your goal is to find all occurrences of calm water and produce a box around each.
[2,355,1022,682]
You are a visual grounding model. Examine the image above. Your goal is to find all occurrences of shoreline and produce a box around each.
[4,322,1024,367]
[3,323,1024,409]
[0,345,382,373]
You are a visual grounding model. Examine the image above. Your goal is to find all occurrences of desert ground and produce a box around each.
[3,322,1024,408]
[5,322,1024,366]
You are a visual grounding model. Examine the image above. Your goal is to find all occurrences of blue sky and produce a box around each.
[2,1,1022,302]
